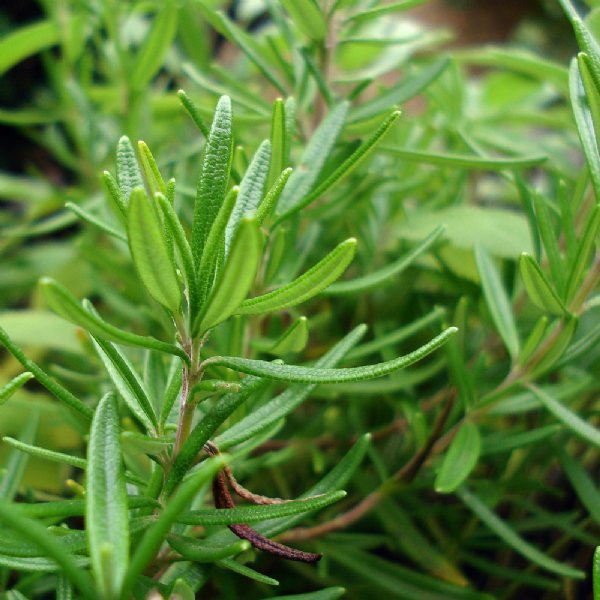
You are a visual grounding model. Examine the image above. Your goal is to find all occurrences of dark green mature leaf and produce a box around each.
[217,559,279,585]
[0,20,59,76]
[192,95,233,268]
[168,536,249,562]
[519,253,567,315]
[205,327,456,383]
[0,502,96,598]
[131,0,177,91]
[435,421,480,493]
[264,589,346,600]
[197,217,262,333]
[328,226,444,295]
[474,245,520,360]
[179,491,346,525]
[238,238,356,314]
[122,456,226,598]
[216,325,367,449]
[277,102,349,214]
[127,188,181,313]
[0,372,33,406]
[40,278,189,364]
[457,486,584,579]
[86,393,129,598]
[0,325,93,420]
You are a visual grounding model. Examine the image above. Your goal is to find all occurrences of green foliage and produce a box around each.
[2,0,600,598]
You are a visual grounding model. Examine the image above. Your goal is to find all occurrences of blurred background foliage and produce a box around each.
[2,0,600,598]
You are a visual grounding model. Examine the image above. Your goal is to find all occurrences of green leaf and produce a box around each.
[116,136,143,203]
[127,187,181,313]
[192,95,233,268]
[101,171,127,223]
[164,377,266,496]
[131,0,177,91]
[264,588,346,600]
[530,316,578,376]
[197,217,262,333]
[0,324,93,420]
[88,331,158,432]
[217,559,279,585]
[519,253,567,315]
[519,316,549,366]
[177,89,210,138]
[0,502,96,598]
[40,278,189,364]
[216,325,367,449]
[0,372,33,406]
[474,245,520,360]
[86,393,129,598]
[267,316,309,355]
[435,421,481,493]
[137,141,166,196]
[457,486,584,579]
[238,238,356,314]
[565,204,600,303]
[533,193,565,294]
[328,225,443,295]
[122,456,226,599]
[279,110,401,220]
[349,58,448,123]
[382,146,546,170]
[0,417,38,501]
[65,202,127,242]
[179,490,346,526]
[0,20,59,76]
[226,140,271,252]
[281,0,326,41]
[197,186,239,308]
[346,0,427,22]
[277,102,349,214]
[205,327,456,383]
[268,98,287,190]
[168,537,249,562]
[530,385,600,449]
[159,362,183,430]
[256,167,293,225]
[559,320,600,366]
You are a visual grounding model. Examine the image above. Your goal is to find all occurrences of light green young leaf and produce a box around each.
[268,98,287,190]
[137,141,166,196]
[197,217,262,333]
[205,327,456,383]
[435,421,480,494]
[39,278,189,364]
[474,245,520,360]
[191,95,233,268]
[131,0,177,91]
[256,167,293,225]
[349,58,448,123]
[565,204,600,303]
[0,372,33,406]
[281,0,326,41]
[177,89,210,138]
[122,456,226,599]
[519,253,567,315]
[101,171,127,223]
[530,385,600,449]
[216,325,367,449]
[277,102,349,214]
[0,502,96,598]
[65,202,127,242]
[0,20,59,76]
[279,110,401,221]
[164,376,265,496]
[197,186,239,308]
[179,490,345,526]
[327,225,443,295]
[0,324,93,420]
[86,393,129,598]
[116,136,143,203]
[127,187,181,313]
[457,486,584,579]
[0,417,38,501]
[88,331,158,433]
[237,238,356,315]
[217,559,279,586]
[226,140,271,252]
[267,316,309,355]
